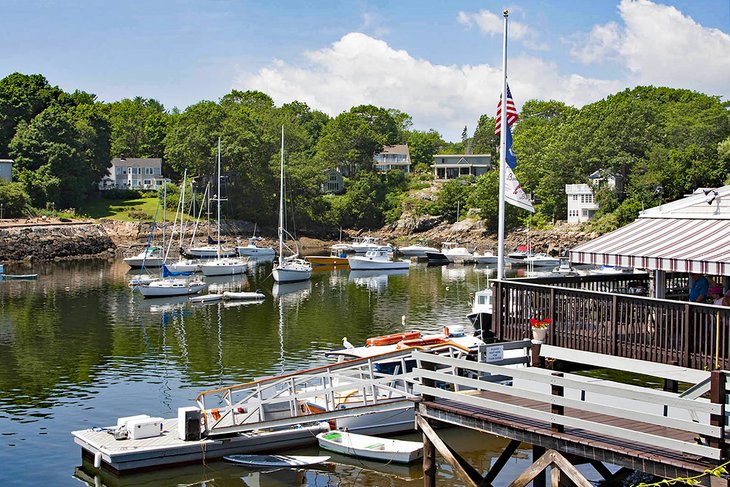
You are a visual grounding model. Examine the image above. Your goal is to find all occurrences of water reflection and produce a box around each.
[0,258,541,486]
[348,268,409,291]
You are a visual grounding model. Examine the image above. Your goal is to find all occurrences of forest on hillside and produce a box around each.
[0,72,728,233]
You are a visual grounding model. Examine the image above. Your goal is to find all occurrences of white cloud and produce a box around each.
[569,0,730,96]
[457,9,547,50]
[235,33,620,141]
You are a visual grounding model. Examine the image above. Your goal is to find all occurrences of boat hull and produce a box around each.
[137,282,206,298]
[348,258,410,271]
[305,255,349,266]
[466,311,493,339]
[222,291,265,300]
[237,247,276,258]
[123,257,165,268]
[200,259,248,276]
[186,247,237,258]
[316,431,422,464]
[273,266,312,283]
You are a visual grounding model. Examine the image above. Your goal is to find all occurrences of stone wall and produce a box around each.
[0,224,115,262]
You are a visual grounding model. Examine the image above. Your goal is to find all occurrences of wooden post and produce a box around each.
[422,422,437,487]
[610,295,618,356]
[495,281,502,340]
[708,370,726,456]
[683,303,691,368]
[531,342,542,368]
[549,288,556,345]
[551,372,564,433]
[532,445,546,487]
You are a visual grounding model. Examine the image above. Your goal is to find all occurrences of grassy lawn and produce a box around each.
[79,196,172,222]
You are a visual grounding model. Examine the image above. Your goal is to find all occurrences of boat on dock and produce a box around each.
[316,430,422,464]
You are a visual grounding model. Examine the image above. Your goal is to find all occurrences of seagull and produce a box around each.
[342,337,355,349]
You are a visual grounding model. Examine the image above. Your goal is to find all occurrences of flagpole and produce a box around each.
[497,9,509,280]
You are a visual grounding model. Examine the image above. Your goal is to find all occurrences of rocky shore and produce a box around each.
[0,214,598,263]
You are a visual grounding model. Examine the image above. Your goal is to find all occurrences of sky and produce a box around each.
[1,0,729,142]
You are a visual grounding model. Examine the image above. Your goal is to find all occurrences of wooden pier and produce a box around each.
[411,341,729,486]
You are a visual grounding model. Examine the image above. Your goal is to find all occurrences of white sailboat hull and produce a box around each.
[273,265,312,283]
[137,280,206,298]
[200,258,248,276]
[187,246,237,258]
[348,257,411,270]
[237,246,275,257]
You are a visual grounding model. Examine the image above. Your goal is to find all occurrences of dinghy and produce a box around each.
[316,430,422,464]
[189,293,223,303]
[224,454,330,468]
[222,290,265,301]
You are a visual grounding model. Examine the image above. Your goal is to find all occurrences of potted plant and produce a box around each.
[530,318,551,343]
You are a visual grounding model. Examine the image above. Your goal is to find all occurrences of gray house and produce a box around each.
[0,159,12,182]
[374,145,411,173]
[99,157,166,190]
[432,154,491,181]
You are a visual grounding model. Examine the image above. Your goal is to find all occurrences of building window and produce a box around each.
[572,195,578,201]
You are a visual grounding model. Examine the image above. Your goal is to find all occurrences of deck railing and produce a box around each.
[412,350,727,461]
[493,279,730,370]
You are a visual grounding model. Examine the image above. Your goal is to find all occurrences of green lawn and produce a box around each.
[79,196,172,222]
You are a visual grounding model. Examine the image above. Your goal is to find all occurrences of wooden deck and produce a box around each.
[410,345,728,483]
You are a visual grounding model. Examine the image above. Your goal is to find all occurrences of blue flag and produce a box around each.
[505,124,517,169]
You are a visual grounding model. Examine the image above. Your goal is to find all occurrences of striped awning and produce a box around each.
[570,217,730,275]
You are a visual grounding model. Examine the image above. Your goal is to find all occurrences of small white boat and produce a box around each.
[472,251,498,265]
[397,244,438,257]
[186,245,237,258]
[467,288,493,339]
[167,259,201,273]
[123,247,166,268]
[426,242,473,264]
[237,236,276,258]
[190,293,223,303]
[222,290,265,300]
[351,235,393,254]
[199,257,248,276]
[224,454,331,468]
[524,253,560,267]
[348,249,411,270]
[553,257,577,275]
[508,246,533,260]
[316,430,422,464]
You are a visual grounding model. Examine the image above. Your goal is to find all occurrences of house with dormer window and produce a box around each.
[99,157,167,191]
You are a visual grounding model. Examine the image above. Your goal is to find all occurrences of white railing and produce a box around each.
[412,350,726,460]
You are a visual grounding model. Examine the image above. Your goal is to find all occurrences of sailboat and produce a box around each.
[200,138,249,277]
[272,127,312,283]
[236,223,276,259]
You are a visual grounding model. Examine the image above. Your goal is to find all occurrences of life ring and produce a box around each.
[395,336,449,350]
[366,331,421,347]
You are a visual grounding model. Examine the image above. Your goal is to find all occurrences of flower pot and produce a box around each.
[531,327,547,343]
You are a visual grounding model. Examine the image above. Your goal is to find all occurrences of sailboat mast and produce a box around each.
[217,137,221,257]
[278,126,285,267]
[497,10,509,280]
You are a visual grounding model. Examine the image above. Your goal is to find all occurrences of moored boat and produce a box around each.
[397,244,438,257]
[123,246,166,268]
[305,249,350,267]
[137,278,206,298]
[467,288,493,339]
[222,290,265,301]
[348,249,410,271]
[316,430,422,464]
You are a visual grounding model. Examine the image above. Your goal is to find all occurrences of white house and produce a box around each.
[374,144,411,173]
[321,168,344,194]
[565,171,616,224]
[99,157,166,191]
[432,154,491,181]
[0,159,12,182]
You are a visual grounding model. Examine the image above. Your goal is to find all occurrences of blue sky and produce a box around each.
[1,0,729,141]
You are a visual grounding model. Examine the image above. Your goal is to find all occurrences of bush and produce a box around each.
[0,181,32,217]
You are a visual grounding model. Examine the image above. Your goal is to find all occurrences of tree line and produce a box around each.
[0,72,728,234]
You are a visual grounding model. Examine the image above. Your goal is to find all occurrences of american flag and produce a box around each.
[495,83,518,135]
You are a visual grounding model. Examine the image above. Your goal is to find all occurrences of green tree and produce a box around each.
[407,130,444,173]
[431,178,473,223]
[0,73,62,158]
[109,97,168,158]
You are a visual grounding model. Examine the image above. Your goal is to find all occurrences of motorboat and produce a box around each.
[348,249,411,271]
[316,430,422,464]
[272,127,312,283]
[123,246,166,268]
[524,253,560,267]
[237,236,276,258]
[467,288,493,339]
[425,242,473,264]
[397,244,438,257]
[472,251,498,265]
[553,257,578,275]
[326,325,484,363]
[507,245,533,260]
[351,235,393,254]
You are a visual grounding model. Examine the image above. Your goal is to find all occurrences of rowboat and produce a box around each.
[316,430,422,463]
[224,454,330,468]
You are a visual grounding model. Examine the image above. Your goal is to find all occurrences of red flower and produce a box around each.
[530,318,551,329]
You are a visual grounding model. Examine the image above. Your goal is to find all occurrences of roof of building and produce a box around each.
[110,157,162,167]
[379,144,410,155]
[570,185,730,275]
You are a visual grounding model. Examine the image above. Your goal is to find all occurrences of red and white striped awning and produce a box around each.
[570,217,730,275]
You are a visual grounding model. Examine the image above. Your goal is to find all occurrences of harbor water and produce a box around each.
[0,257,592,486]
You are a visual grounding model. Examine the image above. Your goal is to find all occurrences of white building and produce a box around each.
[99,157,166,191]
[0,159,12,182]
[432,154,491,181]
[374,145,411,173]
[565,171,616,224]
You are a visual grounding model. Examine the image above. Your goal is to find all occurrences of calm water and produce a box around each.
[0,257,584,486]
